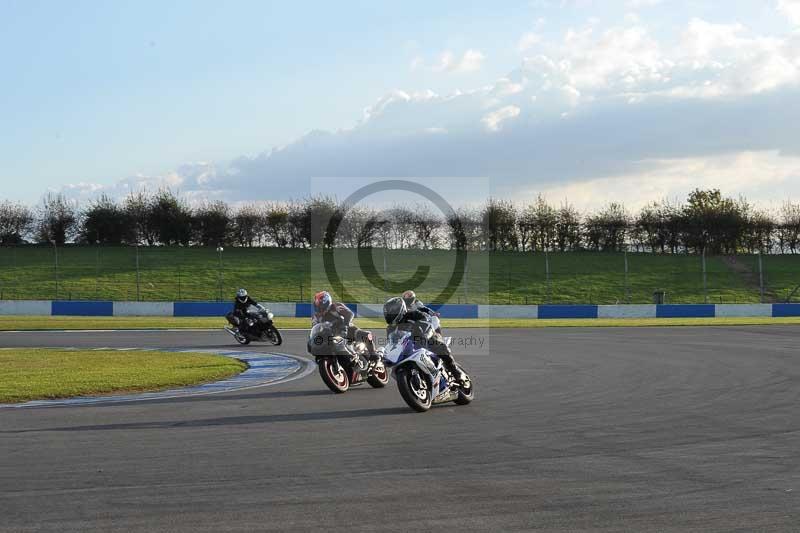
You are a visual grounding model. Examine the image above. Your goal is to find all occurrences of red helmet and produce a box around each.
[402,290,416,306]
[314,291,332,314]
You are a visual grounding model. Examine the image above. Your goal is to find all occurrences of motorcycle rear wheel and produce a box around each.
[318,358,349,393]
[397,367,432,412]
[235,333,251,345]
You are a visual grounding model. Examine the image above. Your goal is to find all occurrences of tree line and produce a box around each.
[1,188,799,254]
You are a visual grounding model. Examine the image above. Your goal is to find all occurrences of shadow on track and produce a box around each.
[3,406,411,434]
[73,388,334,408]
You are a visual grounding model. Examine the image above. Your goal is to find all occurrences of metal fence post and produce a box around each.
[702,246,708,304]
[52,240,59,300]
[758,252,764,303]
[545,248,551,304]
[624,248,630,303]
[135,244,141,302]
[464,252,469,304]
[95,241,100,300]
[216,246,224,301]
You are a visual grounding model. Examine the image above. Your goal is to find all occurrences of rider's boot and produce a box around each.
[442,356,466,386]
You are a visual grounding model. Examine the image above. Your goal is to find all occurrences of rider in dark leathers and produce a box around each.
[312,291,379,361]
[226,288,259,332]
[384,296,465,384]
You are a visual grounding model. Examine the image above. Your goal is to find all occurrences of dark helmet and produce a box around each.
[402,290,417,307]
[314,291,333,314]
[383,297,407,325]
[236,288,248,303]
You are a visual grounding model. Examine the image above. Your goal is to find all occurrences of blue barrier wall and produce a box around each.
[772,304,800,317]
[295,302,357,318]
[427,304,479,319]
[656,304,715,318]
[5,301,800,319]
[51,301,113,317]
[173,302,233,317]
[538,305,599,319]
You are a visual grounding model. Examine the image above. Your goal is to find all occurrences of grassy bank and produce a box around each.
[0,349,246,403]
[1,246,798,304]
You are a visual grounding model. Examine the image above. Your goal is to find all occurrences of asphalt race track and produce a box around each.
[1,326,798,532]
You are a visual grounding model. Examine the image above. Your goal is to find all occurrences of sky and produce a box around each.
[1,0,800,210]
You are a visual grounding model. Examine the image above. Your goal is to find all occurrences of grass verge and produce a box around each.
[1,315,800,331]
[0,349,246,403]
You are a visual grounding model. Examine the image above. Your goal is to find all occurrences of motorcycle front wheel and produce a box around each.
[453,364,474,405]
[318,357,349,393]
[396,367,432,412]
[366,361,390,388]
[265,325,283,346]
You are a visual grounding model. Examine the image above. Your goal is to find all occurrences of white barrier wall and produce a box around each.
[266,303,297,317]
[356,303,385,318]
[598,305,657,319]
[478,305,539,319]
[0,300,52,316]
[714,304,772,317]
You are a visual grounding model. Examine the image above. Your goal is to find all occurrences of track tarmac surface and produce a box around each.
[1,326,798,532]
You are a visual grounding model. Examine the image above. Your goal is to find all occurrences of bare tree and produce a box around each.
[192,201,231,246]
[232,203,263,247]
[481,199,518,251]
[778,201,800,253]
[0,201,33,244]
[123,190,157,245]
[412,208,442,250]
[555,203,582,251]
[264,202,291,247]
[36,193,78,245]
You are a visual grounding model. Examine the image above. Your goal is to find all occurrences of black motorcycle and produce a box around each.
[307,321,389,393]
[224,305,283,346]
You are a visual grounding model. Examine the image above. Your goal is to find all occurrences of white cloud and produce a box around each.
[536,151,800,211]
[778,0,800,26]
[482,105,521,131]
[626,0,662,8]
[66,14,800,209]
[518,32,541,52]
[416,49,486,73]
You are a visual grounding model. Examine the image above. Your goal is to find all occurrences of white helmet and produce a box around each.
[236,288,248,303]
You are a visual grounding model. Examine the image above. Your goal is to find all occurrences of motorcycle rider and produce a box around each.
[226,288,259,333]
[383,297,466,385]
[402,290,435,314]
[401,290,441,333]
[312,291,380,362]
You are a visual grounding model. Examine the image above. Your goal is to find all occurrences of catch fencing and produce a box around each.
[0,245,798,305]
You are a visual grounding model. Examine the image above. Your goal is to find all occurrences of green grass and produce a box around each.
[0,348,246,403]
[2,315,800,332]
[0,245,797,304]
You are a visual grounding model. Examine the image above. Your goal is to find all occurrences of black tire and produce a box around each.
[453,364,474,405]
[396,367,432,412]
[266,325,283,346]
[318,358,349,393]
[235,333,251,345]
[366,361,390,388]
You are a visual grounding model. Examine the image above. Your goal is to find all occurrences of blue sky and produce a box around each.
[2,0,800,208]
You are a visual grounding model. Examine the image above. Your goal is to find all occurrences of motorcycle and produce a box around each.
[382,320,473,412]
[307,321,389,393]
[224,304,283,346]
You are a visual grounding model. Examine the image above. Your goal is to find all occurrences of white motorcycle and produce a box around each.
[382,321,474,413]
